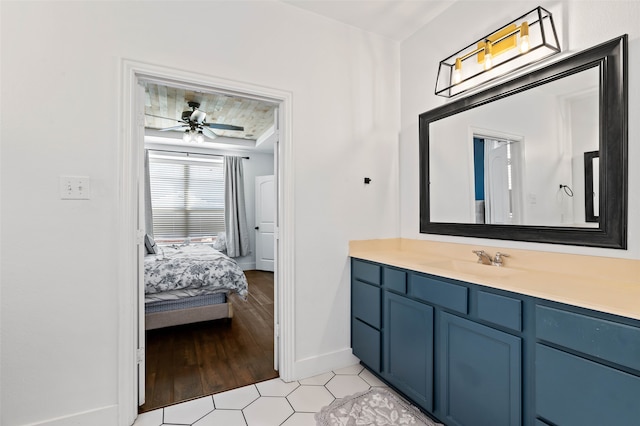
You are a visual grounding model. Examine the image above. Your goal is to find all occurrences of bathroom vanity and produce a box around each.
[350,239,640,426]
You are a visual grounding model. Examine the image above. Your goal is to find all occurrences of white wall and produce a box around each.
[0,1,400,425]
[400,0,640,259]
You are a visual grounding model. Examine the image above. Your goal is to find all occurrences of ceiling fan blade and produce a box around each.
[145,113,185,123]
[204,123,245,131]
[201,127,219,140]
[158,125,187,132]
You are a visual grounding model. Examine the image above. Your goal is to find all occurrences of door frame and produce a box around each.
[117,59,295,426]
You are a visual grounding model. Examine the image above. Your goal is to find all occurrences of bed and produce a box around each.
[144,242,248,330]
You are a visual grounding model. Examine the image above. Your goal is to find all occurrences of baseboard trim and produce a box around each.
[25,405,118,426]
[238,262,256,271]
[293,348,360,381]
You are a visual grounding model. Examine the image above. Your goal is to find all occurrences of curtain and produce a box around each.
[144,149,154,237]
[224,156,250,257]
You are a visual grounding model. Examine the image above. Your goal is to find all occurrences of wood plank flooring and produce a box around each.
[139,270,277,413]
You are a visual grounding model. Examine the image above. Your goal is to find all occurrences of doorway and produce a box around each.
[118,60,294,426]
[471,131,524,225]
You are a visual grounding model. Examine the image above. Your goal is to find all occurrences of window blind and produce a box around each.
[149,155,225,241]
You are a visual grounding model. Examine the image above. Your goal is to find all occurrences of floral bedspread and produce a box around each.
[144,244,248,300]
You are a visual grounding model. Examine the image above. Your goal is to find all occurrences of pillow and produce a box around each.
[144,234,158,254]
[212,232,227,252]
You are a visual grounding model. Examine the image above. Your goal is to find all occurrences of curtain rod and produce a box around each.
[148,148,249,160]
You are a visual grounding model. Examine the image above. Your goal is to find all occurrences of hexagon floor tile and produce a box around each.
[298,371,334,386]
[133,365,409,426]
[287,384,335,412]
[193,409,247,426]
[281,412,317,425]
[163,396,214,424]
[325,374,371,398]
[243,396,294,426]
[256,377,300,397]
[333,363,364,375]
[213,384,260,409]
[359,367,388,387]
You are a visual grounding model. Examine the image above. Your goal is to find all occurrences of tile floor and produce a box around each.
[133,364,391,426]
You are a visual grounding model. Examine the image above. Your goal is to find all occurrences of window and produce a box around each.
[149,153,224,243]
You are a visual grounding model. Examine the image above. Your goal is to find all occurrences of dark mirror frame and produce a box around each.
[419,35,627,249]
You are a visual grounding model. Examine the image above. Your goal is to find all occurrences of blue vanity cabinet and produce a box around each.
[535,303,640,426]
[383,290,434,412]
[351,259,382,373]
[438,312,522,426]
[350,257,640,426]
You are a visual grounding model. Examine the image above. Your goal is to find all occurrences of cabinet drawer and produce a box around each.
[352,280,381,329]
[477,291,522,332]
[383,267,407,294]
[536,305,640,371]
[410,274,467,314]
[352,259,380,285]
[352,318,381,371]
[536,344,640,426]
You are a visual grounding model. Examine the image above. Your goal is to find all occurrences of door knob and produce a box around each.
[255,226,259,230]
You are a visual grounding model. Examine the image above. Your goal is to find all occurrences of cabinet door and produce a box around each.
[536,344,640,426]
[383,291,434,412]
[439,312,521,426]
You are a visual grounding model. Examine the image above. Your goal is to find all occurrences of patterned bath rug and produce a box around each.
[315,387,443,426]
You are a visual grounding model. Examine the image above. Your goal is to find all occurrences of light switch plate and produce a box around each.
[60,175,90,200]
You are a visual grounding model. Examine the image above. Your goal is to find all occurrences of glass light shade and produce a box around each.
[520,34,530,53]
[452,58,463,84]
[484,43,493,70]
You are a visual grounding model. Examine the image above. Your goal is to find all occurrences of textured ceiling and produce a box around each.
[144,82,277,142]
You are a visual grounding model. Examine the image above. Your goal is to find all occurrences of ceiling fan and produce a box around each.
[146,101,245,142]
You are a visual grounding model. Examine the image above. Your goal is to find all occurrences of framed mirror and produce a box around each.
[419,35,627,249]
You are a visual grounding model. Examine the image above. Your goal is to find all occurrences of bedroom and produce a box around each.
[140,82,279,410]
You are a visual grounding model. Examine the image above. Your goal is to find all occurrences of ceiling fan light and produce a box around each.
[195,132,205,143]
[182,131,191,143]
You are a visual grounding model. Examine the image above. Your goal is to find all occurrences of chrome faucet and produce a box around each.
[492,252,510,267]
[472,250,493,265]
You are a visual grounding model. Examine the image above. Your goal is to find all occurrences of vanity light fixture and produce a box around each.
[435,6,560,98]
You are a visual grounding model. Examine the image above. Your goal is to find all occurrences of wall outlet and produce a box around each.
[60,175,90,200]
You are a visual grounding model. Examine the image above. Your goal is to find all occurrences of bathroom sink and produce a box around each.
[421,259,524,278]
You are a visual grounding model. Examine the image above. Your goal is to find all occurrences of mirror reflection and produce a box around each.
[429,66,599,227]
[584,150,599,222]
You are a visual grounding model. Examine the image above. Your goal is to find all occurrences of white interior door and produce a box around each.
[255,175,275,272]
[485,141,511,224]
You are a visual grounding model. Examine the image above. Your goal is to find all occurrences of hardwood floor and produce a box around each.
[139,270,278,413]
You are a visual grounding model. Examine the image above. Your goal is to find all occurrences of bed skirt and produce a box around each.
[145,293,233,330]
